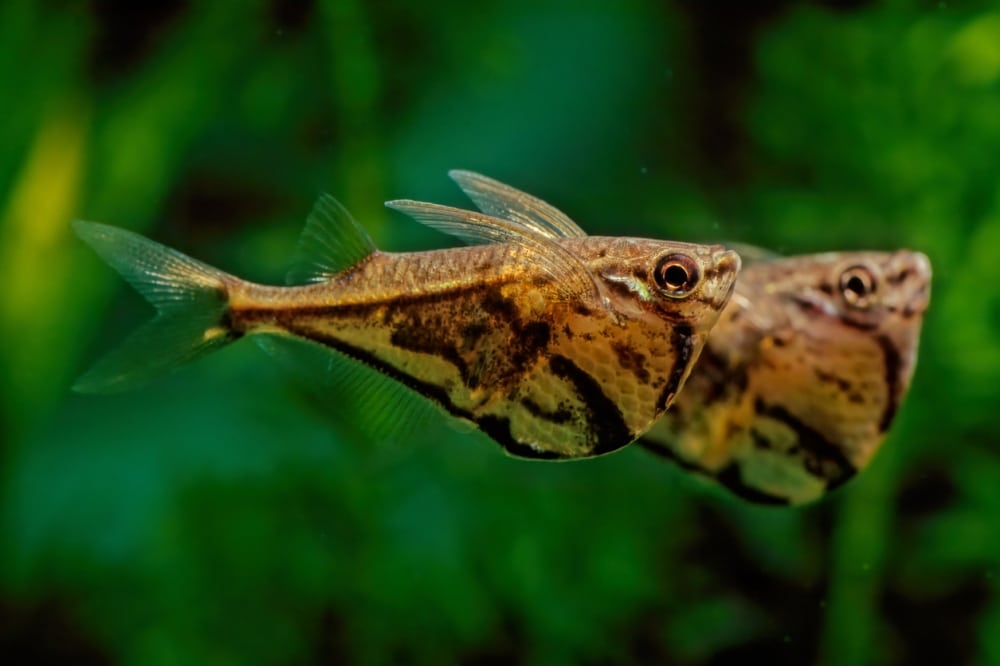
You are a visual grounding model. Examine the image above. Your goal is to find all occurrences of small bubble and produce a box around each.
[783,635,792,644]
[640,167,649,175]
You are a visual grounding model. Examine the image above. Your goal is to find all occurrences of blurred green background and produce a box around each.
[1,1,998,664]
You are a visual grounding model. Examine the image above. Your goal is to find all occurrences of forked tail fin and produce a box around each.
[73,220,238,393]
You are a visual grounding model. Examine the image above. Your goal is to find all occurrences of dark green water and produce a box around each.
[1,1,998,664]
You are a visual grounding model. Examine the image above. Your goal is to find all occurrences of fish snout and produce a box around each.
[891,250,932,315]
[710,248,741,309]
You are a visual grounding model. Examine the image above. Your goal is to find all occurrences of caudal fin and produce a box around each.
[73,220,237,393]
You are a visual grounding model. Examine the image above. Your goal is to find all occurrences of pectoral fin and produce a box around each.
[448,170,587,239]
[385,200,601,304]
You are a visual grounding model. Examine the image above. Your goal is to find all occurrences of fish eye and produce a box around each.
[654,253,700,298]
[840,265,877,308]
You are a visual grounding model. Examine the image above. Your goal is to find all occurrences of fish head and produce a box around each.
[777,249,932,392]
[811,250,931,330]
[742,249,932,474]
[591,238,741,332]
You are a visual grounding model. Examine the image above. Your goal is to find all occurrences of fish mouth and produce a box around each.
[711,249,741,309]
[892,250,932,315]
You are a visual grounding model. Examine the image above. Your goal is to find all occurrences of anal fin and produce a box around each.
[255,333,447,445]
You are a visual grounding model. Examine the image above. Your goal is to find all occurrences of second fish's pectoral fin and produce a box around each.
[447,170,587,240]
[385,200,601,304]
[255,333,449,444]
[287,194,378,285]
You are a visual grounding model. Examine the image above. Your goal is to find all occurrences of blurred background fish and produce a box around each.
[1,2,998,665]
[640,249,931,506]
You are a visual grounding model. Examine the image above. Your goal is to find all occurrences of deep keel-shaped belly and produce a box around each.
[74,171,739,461]
[232,276,707,460]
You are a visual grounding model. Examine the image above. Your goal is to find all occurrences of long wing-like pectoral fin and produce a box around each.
[447,170,587,239]
[385,200,601,304]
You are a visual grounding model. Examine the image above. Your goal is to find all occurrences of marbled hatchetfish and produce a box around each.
[74,171,740,459]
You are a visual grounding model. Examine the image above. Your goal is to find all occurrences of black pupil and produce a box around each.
[663,264,689,289]
[846,274,868,296]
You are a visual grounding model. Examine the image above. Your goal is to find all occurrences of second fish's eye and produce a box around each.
[840,264,877,307]
[655,253,700,297]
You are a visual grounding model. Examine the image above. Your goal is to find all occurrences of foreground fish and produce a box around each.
[637,249,931,505]
[74,171,740,459]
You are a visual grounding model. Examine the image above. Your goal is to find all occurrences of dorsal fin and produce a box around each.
[448,170,587,239]
[384,199,601,304]
[287,194,377,285]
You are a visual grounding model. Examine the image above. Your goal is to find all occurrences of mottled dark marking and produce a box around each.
[481,288,518,320]
[715,464,791,506]
[792,295,825,317]
[220,308,244,341]
[604,279,634,300]
[818,282,835,295]
[876,334,902,432]
[461,321,489,345]
[522,322,551,353]
[637,438,702,473]
[477,414,564,460]
[750,428,773,450]
[520,397,575,425]
[815,368,853,392]
[283,324,475,424]
[838,314,879,331]
[640,435,790,505]
[238,285,522,347]
[502,321,552,382]
[656,325,695,412]
[549,354,632,455]
[390,324,470,385]
[886,268,910,286]
[694,347,747,407]
[753,398,857,488]
[612,342,650,384]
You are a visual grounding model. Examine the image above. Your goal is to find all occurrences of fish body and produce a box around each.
[639,250,931,505]
[75,172,740,459]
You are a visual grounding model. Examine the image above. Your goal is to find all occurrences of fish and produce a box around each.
[73,171,740,460]
[636,248,931,505]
